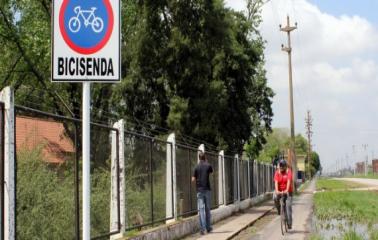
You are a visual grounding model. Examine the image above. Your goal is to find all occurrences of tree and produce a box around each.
[113,0,274,153]
[1,0,273,154]
[248,128,311,163]
[247,128,288,162]
[310,151,321,176]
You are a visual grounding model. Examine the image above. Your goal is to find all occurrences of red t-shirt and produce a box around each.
[274,169,293,193]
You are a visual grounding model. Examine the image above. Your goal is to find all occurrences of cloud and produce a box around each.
[225,0,378,172]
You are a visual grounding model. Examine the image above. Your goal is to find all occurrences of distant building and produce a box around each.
[16,116,75,164]
[355,162,365,174]
[283,149,306,182]
[372,159,378,174]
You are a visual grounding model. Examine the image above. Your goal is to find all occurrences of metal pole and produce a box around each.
[83,82,91,240]
[0,103,4,240]
[74,124,80,240]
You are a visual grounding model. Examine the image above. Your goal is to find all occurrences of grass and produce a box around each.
[313,178,378,240]
[298,180,310,192]
[314,190,378,224]
[316,178,365,191]
[369,228,378,240]
[351,173,378,180]
[341,230,364,240]
[309,234,323,240]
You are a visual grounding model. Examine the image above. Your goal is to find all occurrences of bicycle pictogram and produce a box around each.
[68,6,104,33]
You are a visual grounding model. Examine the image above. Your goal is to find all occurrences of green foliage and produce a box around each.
[309,234,324,240]
[16,141,168,238]
[369,228,378,240]
[316,179,365,191]
[293,134,308,155]
[16,146,113,239]
[351,173,378,180]
[1,0,273,154]
[342,230,363,240]
[90,166,111,237]
[246,128,321,166]
[309,151,321,176]
[16,147,75,239]
[314,190,378,224]
[252,128,289,162]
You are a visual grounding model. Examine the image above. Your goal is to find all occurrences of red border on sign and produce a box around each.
[59,0,114,55]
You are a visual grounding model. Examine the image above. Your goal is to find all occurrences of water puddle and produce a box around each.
[312,216,378,239]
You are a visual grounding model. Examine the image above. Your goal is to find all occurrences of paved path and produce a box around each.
[246,180,316,240]
[337,177,378,187]
[185,201,274,240]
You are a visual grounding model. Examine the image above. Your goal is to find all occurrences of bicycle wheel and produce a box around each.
[284,207,288,232]
[68,17,80,33]
[92,17,104,33]
[280,200,285,235]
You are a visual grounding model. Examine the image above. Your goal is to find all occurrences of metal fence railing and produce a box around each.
[224,155,236,205]
[124,132,174,230]
[1,93,277,238]
[14,105,121,240]
[206,152,220,209]
[175,144,198,217]
[239,160,248,201]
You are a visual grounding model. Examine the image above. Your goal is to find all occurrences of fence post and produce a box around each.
[110,120,125,238]
[235,154,240,202]
[198,144,205,162]
[0,87,15,240]
[255,161,260,196]
[272,165,274,191]
[262,164,264,194]
[166,133,177,221]
[218,151,225,206]
[247,159,251,198]
[264,164,267,193]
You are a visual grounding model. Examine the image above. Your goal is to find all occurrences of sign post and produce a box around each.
[82,81,90,239]
[52,0,120,239]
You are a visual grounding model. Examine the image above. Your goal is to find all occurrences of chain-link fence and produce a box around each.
[207,152,220,209]
[175,144,198,217]
[224,155,237,205]
[14,105,121,240]
[2,95,277,239]
[124,132,173,230]
[239,159,249,201]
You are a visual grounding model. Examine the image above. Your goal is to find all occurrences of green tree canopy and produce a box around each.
[247,128,317,164]
[0,0,273,153]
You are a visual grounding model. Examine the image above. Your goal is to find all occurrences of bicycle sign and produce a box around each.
[68,6,104,33]
[52,0,120,82]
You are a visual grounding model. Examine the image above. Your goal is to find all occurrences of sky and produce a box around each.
[224,0,378,173]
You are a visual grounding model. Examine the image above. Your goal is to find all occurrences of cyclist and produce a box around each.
[274,159,293,229]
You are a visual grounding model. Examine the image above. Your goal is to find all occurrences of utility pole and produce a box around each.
[362,144,368,176]
[280,16,298,189]
[305,110,313,179]
[352,145,356,175]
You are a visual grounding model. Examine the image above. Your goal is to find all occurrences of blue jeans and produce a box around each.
[197,190,212,232]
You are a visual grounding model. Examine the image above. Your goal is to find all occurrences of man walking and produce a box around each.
[192,151,213,235]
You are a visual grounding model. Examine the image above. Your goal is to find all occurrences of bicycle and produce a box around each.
[279,193,288,235]
[68,6,104,33]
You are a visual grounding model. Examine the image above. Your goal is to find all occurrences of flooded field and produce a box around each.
[312,217,378,239]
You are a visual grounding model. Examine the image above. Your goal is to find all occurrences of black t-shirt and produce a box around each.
[193,161,213,192]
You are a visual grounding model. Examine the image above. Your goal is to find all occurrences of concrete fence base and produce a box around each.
[123,192,272,240]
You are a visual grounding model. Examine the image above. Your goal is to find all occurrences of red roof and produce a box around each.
[16,116,75,164]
